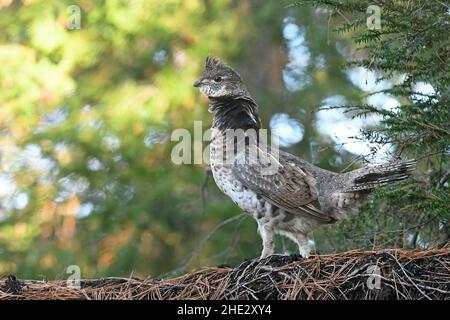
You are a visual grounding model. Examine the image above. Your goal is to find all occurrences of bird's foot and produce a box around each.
[259,253,289,260]
[259,251,274,260]
[298,247,311,259]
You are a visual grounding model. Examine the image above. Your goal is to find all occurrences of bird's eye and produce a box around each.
[214,76,222,82]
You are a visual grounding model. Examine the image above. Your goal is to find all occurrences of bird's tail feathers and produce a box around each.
[344,159,416,192]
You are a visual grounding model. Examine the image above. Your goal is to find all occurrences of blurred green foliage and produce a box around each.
[0,0,447,279]
[294,0,449,251]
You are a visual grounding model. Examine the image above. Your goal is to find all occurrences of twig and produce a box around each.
[170,213,247,275]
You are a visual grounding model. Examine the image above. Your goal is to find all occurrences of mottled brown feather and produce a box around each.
[232,143,334,222]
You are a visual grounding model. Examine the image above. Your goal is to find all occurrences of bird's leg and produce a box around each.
[292,233,310,258]
[258,223,274,259]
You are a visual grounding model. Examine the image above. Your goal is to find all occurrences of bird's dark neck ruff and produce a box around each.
[209,96,261,132]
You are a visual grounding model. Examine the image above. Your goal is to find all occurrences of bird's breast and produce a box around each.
[210,162,258,214]
[209,135,258,213]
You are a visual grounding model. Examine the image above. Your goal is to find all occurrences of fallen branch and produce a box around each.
[1,247,448,300]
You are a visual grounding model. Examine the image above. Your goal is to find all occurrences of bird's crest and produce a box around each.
[205,56,228,70]
[204,56,241,80]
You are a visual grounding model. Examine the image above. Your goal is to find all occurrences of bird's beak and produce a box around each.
[193,79,202,87]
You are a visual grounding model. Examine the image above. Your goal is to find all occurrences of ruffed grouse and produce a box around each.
[194,56,415,259]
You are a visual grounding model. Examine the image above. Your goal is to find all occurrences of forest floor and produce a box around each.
[1,247,449,300]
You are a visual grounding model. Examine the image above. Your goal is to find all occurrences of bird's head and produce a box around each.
[193,56,249,99]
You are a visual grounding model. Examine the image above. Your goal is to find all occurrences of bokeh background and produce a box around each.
[0,0,447,279]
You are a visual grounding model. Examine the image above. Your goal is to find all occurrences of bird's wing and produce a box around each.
[232,145,333,222]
